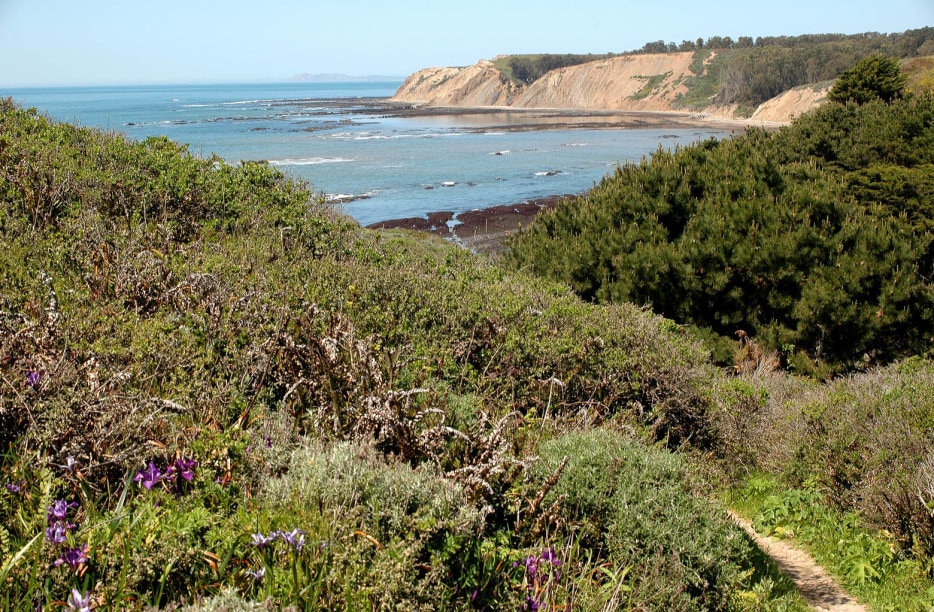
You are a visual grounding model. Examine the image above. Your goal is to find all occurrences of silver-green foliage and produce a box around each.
[532,429,779,611]
[258,440,485,609]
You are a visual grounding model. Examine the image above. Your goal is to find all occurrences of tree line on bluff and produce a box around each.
[506,27,934,108]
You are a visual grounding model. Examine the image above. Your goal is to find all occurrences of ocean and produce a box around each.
[3,82,729,226]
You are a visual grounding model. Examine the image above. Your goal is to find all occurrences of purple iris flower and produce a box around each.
[133,462,163,490]
[63,455,78,472]
[539,547,561,566]
[53,544,89,570]
[515,547,563,610]
[172,457,197,482]
[245,566,266,582]
[4,481,22,494]
[47,499,77,524]
[517,554,541,579]
[250,532,276,548]
[25,370,43,389]
[45,523,68,545]
[279,528,305,551]
[65,588,91,612]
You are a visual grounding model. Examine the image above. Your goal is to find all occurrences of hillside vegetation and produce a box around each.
[0,98,813,609]
[492,53,619,85]
[3,52,934,610]
[507,62,934,377]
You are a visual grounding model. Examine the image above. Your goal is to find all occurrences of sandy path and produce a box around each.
[729,512,867,611]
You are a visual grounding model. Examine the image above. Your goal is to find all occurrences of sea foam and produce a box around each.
[269,157,354,166]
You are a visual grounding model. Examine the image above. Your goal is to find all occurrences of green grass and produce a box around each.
[491,55,521,81]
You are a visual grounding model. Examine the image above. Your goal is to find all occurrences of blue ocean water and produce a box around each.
[3,82,729,226]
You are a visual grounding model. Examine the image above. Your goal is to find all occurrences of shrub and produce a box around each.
[827,55,908,105]
[712,359,934,559]
[507,94,934,374]
[529,429,794,610]
[256,440,486,609]
[791,361,934,556]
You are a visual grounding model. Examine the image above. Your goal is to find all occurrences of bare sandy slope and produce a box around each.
[392,53,826,123]
[392,60,519,107]
[751,84,830,122]
[513,53,695,110]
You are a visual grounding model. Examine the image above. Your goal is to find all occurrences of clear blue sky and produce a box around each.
[1,0,932,87]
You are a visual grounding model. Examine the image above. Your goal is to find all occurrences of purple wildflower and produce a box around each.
[133,462,163,490]
[53,544,89,570]
[539,547,561,566]
[45,523,68,545]
[245,566,266,582]
[62,455,78,473]
[47,499,77,525]
[278,528,305,551]
[250,532,276,549]
[4,481,23,494]
[516,547,563,610]
[25,370,43,389]
[65,588,91,612]
[172,457,197,482]
[517,554,540,580]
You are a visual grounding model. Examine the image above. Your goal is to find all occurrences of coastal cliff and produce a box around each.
[393,52,826,123]
[393,59,519,106]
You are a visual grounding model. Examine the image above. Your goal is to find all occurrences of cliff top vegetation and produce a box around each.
[488,27,934,113]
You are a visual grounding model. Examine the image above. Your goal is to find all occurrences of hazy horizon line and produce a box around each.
[0,75,407,90]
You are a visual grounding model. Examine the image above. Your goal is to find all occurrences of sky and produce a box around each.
[1,0,932,87]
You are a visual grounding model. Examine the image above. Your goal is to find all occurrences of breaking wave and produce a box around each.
[269,157,354,166]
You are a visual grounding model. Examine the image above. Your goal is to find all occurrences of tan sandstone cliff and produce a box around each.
[392,52,826,123]
[750,84,830,122]
[393,60,519,107]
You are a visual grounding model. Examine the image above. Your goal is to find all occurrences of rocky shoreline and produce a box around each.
[302,98,784,133]
[366,194,579,257]
[380,104,764,131]
[354,103,780,256]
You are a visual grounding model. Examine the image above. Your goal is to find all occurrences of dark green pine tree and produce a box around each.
[827,55,909,105]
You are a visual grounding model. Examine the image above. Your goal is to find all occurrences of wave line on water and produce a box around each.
[269,157,355,166]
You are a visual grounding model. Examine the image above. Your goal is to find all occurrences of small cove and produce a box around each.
[4,82,732,226]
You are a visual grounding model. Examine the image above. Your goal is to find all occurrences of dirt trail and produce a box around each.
[729,512,867,611]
